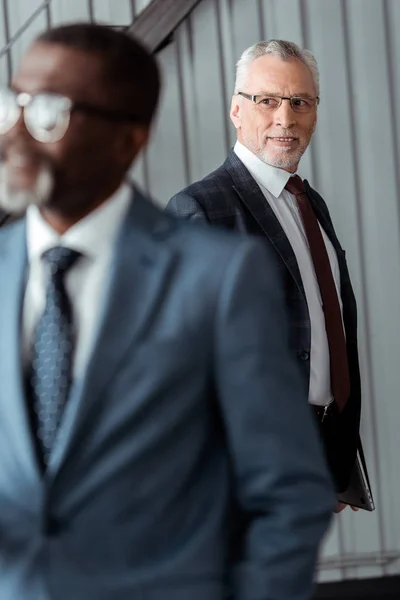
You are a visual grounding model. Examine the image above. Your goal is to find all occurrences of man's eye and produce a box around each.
[259,97,279,107]
[293,99,309,107]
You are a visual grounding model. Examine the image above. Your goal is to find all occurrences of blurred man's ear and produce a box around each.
[120,125,150,165]
[132,125,150,150]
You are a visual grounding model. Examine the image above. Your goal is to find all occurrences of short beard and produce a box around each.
[0,161,54,215]
[241,124,315,172]
[258,147,306,171]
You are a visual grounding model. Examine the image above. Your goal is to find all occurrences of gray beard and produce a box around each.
[261,150,304,170]
[0,162,54,215]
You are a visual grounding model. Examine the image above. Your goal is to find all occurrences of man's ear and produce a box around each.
[131,125,150,154]
[120,125,150,163]
[230,95,242,130]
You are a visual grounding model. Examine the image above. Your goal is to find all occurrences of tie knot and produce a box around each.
[42,246,81,276]
[285,175,305,196]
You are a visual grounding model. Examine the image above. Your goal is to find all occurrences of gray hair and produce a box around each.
[234,39,319,95]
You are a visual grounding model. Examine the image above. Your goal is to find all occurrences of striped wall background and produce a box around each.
[1,0,400,584]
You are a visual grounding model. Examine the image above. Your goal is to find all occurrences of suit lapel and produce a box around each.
[0,221,41,482]
[224,151,306,301]
[47,190,178,476]
[304,181,339,248]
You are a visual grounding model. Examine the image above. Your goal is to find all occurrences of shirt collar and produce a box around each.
[26,182,133,264]
[234,140,298,198]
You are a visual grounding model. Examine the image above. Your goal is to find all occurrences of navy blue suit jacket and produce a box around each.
[0,189,334,600]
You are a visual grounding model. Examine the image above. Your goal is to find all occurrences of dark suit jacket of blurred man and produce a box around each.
[0,187,335,600]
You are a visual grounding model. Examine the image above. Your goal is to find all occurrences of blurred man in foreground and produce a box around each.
[0,25,334,600]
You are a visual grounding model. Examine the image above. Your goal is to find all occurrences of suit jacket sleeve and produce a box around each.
[215,237,335,600]
[166,192,208,223]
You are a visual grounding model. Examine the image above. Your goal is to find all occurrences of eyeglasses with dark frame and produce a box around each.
[0,88,145,143]
[238,91,320,114]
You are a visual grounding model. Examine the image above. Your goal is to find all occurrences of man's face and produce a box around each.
[230,55,318,172]
[0,42,145,216]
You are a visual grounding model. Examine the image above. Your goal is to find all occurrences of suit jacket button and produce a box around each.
[299,350,310,361]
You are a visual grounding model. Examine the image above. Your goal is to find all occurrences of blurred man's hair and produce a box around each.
[38,23,160,125]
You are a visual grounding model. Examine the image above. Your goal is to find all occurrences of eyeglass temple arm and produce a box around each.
[238,92,256,102]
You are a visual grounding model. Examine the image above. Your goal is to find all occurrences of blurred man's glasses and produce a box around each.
[0,88,143,143]
[238,91,320,114]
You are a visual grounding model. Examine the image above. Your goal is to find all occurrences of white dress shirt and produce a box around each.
[22,183,132,380]
[234,141,343,407]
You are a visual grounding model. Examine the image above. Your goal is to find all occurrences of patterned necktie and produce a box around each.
[30,246,81,465]
[285,175,350,412]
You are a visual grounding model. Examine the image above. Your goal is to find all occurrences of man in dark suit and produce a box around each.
[0,25,334,600]
[167,40,362,506]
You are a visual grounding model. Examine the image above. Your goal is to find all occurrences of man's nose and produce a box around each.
[273,99,296,129]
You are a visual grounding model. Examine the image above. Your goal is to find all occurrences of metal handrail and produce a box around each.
[318,550,400,571]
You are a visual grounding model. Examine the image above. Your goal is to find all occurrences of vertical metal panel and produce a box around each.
[186,0,227,178]
[216,0,237,149]
[0,0,12,82]
[346,0,400,580]
[92,0,132,26]
[174,20,203,183]
[305,0,385,582]
[144,43,188,204]
[386,0,400,211]
[50,0,90,25]
[228,0,263,64]
[88,0,95,22]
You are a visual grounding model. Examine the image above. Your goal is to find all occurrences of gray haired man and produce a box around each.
[167,40,363,510]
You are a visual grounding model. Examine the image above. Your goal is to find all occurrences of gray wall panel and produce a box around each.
[0,1,11,82]
[387,0,400,208]
[229,0,263,62]
[189,0,228,177]
[145,42,188,203]
[50,0,90,26]
[92,1,132,25]
[175,22,204,183]
[303,6,385,579]
[8,0,48,73]
[216,0,236,149]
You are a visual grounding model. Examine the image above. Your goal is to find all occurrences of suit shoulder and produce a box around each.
[172,164,234,203]
[167,164,241,223]
[131,189,263,268]
[167,207,264,266]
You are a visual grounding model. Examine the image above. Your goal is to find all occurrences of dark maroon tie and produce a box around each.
[285,175,350,412]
